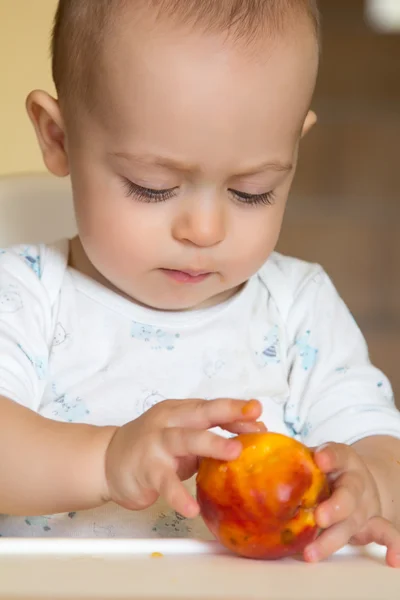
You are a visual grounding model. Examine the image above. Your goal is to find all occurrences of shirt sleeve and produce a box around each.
[284,267,400,447]
[0,246,52,411]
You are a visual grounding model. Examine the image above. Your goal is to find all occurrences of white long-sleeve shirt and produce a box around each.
[0,240,399,538]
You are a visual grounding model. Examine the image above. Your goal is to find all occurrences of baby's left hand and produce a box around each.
[303,443,400,567]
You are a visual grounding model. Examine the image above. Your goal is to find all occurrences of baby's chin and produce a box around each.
[129,293,220,313]
[126,284,241,313]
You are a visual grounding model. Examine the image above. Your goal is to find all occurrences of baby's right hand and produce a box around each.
[104,398,264,517]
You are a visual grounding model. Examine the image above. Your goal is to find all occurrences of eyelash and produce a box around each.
[230,189,276,207]
[122,179,177,203]
[122,179,276,207]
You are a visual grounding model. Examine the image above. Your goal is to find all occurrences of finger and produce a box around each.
[315,471,363,529]
[314,442,357,475]
[152,465,199,518]
[304,513,367,563]
[176,456,200,482]
[160,398,262,430]
[223,420,267,435]
[351,517,400,568]
[162,427,243,462]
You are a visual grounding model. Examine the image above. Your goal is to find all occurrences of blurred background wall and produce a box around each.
[0,0,56,175]
[279,0,400,403]
[1,0,399,402]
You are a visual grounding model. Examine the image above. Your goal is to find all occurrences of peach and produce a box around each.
[196,432,330,559]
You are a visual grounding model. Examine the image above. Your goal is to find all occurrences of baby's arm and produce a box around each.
[285,267,400,564]
[352,435,400,531]
[0,395,262,517]
[0,395,115,515]
[0,248,115,515]
[306,434,400,566]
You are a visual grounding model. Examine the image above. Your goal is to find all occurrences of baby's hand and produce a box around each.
[304,443,400,567]
[104,398,264,517]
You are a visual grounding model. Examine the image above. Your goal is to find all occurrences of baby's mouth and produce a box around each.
[160,269,212,284]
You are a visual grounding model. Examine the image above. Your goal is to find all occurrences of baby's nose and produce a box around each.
[172,200,226,248]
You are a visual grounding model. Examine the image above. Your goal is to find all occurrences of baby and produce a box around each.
[1,0,400,564]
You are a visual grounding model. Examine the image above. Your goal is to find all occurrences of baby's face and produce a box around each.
[64,13,318,310]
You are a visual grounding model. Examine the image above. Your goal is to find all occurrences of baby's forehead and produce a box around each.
[52,0,320,111]
[77,32,316,180]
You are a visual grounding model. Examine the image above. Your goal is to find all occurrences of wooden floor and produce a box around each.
[277,0,400,405]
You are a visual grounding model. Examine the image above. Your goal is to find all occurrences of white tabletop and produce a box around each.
[0,539,398,599]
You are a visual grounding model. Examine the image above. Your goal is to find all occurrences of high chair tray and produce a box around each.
[0,538,397,600]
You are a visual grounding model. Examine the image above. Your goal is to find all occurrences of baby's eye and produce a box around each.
[229,189,276,207]
[122,179,178,203]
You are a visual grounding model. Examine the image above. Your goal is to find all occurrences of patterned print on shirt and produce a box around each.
[19,247,41,278]
[93,523,116,537]
[25,516,53,532]
[52,384,90,422]
[52,323,69,347]
[17,344,47,379]
[131,322,180,350]
[295,331,318,371]
[140,390,166,415]
[336,366,350,375]
[203,348,227,379]
[255,325,281,367]
[377,379,395,404]
[152,511,192,538]
[0,287,23,313]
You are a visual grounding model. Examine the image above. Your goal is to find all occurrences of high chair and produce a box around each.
[0,173,76,246]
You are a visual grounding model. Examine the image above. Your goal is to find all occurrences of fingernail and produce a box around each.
[241,400,259,416]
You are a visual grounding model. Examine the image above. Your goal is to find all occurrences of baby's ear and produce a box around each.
[301,110,317,138]
[26,91,69,177]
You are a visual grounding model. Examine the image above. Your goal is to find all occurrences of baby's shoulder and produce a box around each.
[256,252,326,320]
[0,240,69,305]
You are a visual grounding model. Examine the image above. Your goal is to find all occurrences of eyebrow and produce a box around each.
[110,152,293,176]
